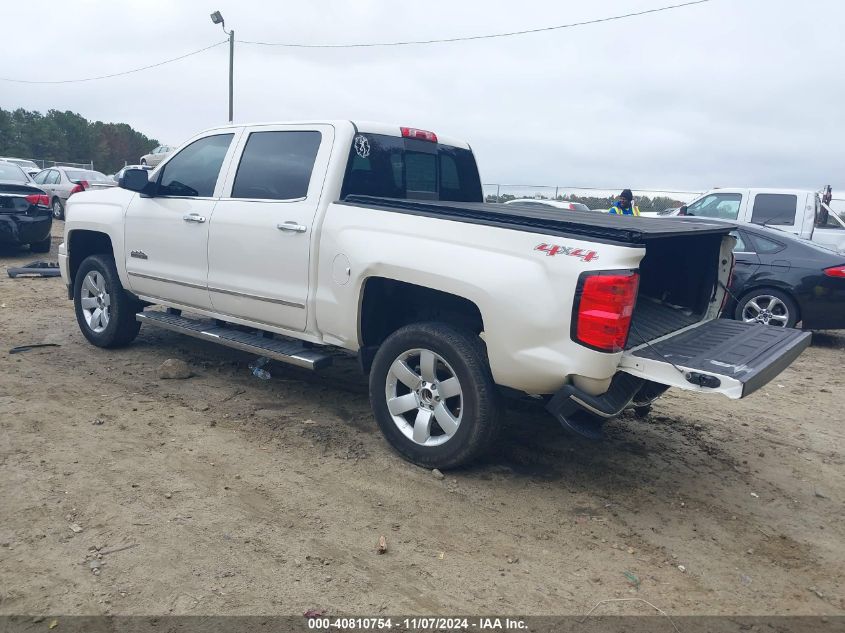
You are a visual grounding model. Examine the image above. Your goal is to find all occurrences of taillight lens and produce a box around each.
[573,272,640,352]
[24,194,50,206]
[69,183,85,195]
[400,127,438,142]
[824,265,845,278]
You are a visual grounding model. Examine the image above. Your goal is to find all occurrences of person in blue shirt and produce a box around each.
[609,189,640,216]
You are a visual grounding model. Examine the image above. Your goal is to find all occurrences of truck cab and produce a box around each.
[682,188,845,253]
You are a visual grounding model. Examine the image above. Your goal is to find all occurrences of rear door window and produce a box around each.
[231,131,322,200]
[46,170,61,185]
[340,133,482,202]
[748,232,785,254]
[750,194,797,226]
[158,134,234,197]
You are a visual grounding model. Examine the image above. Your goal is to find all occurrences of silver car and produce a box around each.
[32,167,114,219]
[0,157,41,178]
[139,145,174,168]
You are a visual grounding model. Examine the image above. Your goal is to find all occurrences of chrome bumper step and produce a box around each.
[136,310,333,370]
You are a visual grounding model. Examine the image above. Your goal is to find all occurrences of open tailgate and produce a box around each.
[619,319,811,399]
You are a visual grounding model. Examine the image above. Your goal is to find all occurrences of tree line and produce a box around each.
[0,108,159,174]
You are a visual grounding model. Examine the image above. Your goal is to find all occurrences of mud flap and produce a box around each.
[619,319,811,399]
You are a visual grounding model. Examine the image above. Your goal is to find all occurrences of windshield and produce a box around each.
[340,133,482,203]
[686,193,742,219]
[66,169,110,182]
[0,163,29,182]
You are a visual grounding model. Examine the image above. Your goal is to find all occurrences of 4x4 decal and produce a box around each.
[535,243,599,262]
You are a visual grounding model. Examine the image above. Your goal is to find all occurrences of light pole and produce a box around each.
[210,11,234,123]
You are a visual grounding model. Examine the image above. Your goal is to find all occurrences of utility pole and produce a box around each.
[228,28,234,123]
[210,11,234,123]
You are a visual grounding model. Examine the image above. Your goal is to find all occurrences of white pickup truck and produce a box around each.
[59,121,811,468]
[676,187,845,254]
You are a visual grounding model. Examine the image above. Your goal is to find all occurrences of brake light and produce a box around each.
[24,194,50,206]
[824,265,845,278]
[400,127,438,143]
[573,272,640,352]
[69,183,85,196]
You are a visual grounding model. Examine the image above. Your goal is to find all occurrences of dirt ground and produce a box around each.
[0,224,843,617]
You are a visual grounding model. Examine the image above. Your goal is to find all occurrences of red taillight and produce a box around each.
[69,183,85,196]
[400,127,438,143]
[24,194,50,206]
[574,272,640,352]
[824,265,845,278]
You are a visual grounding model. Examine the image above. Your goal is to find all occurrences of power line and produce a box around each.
[0,0,714,85]
[238,0,713,48]
[0,40,228,84]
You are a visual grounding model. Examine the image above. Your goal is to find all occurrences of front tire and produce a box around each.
[74,254,141,348]
[369,322,501,469]
[52,198,64,220]
[734,288,798,328]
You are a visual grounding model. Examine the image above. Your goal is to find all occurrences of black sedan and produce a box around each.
[0,162,52,253]
[722,222,845,329]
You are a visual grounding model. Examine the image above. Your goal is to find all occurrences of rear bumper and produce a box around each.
[0,212,52,245]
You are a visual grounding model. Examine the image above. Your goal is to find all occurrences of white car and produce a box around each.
[139,145,174,168]
[58,121,809,468]
[504,198,592,212]
[0,157,40,178]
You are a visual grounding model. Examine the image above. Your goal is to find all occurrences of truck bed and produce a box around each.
[340,196,732,246]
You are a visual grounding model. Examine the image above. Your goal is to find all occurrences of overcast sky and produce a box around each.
[2,0,843,194]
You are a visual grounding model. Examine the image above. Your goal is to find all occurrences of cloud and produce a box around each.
[2,0,843,193]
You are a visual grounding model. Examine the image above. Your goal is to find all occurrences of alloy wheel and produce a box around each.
[384,348,463,447]
[79,270,111,333]
[742,294,789,327]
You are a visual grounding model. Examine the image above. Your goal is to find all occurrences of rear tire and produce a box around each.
[30,236,52,253]
[369,322,501,469]
[51,198,64,220]
[734,287,798,328]
[74,254,141,348]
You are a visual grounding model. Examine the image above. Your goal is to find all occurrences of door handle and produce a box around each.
[277,221,307,233]
[183,213,206,223]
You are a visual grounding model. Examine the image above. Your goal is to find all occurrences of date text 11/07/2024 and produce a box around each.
[306,617,528,630]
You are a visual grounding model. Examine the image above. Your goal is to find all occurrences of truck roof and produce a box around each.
[198,120,471,150]
[709,187,819,196]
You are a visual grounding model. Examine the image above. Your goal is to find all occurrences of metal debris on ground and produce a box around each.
[9,343,61,355]
[7,261,61,278]
[249,356,271,380]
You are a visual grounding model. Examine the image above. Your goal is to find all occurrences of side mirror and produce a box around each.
[119,168,153,194]
[679,205,688,216]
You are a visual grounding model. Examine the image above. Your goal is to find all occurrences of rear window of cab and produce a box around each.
[340,133,482,203]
